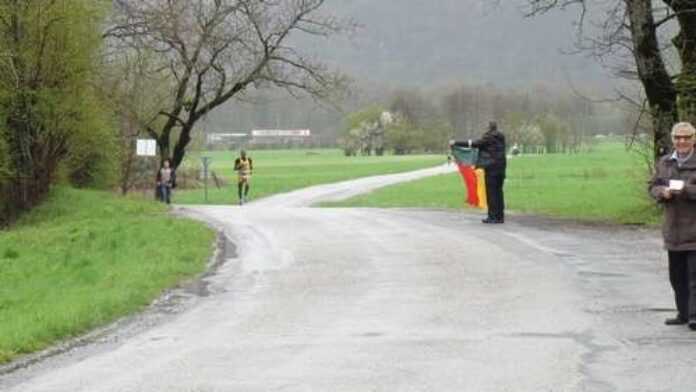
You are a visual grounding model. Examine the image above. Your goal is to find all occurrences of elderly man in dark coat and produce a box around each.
[451,121,507,223]
[649,121,696,329]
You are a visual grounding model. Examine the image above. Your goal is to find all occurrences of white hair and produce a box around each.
[671,122,696,136]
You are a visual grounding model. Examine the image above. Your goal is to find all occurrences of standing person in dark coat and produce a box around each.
[450,121,507,223]
[648,121,696,329]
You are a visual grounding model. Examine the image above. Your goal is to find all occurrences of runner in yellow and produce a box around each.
[234,150,253,205]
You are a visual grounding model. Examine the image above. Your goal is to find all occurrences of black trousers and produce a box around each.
[238,182,249,199]
[668,250,696,319]
[485,173,505,221]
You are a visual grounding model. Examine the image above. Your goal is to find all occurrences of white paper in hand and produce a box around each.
[669,179,685,191]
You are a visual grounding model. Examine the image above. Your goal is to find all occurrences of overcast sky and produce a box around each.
[304,0,611,90]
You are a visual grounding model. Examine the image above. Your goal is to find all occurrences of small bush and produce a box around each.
[63,95,118,189]
[2,248,18,259]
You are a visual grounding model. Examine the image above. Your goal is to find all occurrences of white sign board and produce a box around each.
[136,139,157,156]
[251,129,311,137]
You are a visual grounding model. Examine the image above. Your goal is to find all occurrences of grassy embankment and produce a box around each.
[174,149,445,204]
[322,142,661,225]
[0,187,215,364]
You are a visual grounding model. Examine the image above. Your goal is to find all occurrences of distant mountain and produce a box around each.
[304,0,610,88]
[205,1,615,141]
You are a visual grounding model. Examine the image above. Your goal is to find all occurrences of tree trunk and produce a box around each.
[172,125,192,170]
[671,1,696,124]
[157,133,170,164]
[120,143,136,195]
[627,0,678,158]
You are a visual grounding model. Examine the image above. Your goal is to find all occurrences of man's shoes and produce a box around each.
[665,315,688,325]
[689,319,696,330]
[481,218,504,224]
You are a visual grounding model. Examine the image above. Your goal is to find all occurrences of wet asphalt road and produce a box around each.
[3,165,696,391]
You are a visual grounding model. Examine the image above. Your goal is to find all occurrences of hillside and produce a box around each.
[310,0,609,87]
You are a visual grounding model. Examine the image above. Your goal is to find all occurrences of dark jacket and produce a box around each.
[454,129,507,176]
[649,151,696,251]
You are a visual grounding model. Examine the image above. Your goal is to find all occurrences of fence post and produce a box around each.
[201,156,212,203]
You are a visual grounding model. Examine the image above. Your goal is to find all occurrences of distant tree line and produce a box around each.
[339,83,622,156]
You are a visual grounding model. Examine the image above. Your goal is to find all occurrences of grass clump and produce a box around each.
[0,187,215,364]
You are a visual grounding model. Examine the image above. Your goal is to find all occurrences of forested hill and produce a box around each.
[310,0,608,87]
[204,1,613,140]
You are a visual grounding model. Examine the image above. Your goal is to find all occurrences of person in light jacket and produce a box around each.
[156,159,175,204]
[648,122,696,329]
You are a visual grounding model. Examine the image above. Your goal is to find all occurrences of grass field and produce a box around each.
[173,149,444,204]
[322,143,662,225]
[0,188,215,364]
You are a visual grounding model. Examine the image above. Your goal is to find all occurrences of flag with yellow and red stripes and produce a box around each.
[451,145,486,209]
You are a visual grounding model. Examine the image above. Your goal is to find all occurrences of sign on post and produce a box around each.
[201,156,212,203]
[136,139,157,156]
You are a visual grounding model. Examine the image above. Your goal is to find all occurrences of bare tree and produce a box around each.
[526,0,696,158]
[105,0,350,170]
[100,47,174,194]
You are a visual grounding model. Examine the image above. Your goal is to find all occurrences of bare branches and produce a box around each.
[654,11,677,28]
[106,0,349,167]
[524,0,696,157]
[525,0,586,16]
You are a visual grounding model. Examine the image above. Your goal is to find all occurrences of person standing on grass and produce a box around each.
[450,121,507,224]
[649,121,696,329]
[234,150,253,205]
[156,159,175,204]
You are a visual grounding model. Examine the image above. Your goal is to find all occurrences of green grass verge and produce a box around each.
[174,149,444,204]
[322,143,662,225]
[0,187,215,364]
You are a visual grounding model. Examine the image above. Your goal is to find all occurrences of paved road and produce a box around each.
[3,165,695,391]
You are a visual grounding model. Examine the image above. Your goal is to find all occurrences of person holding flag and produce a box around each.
[450,142,487,210]
[450,121,507,224]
